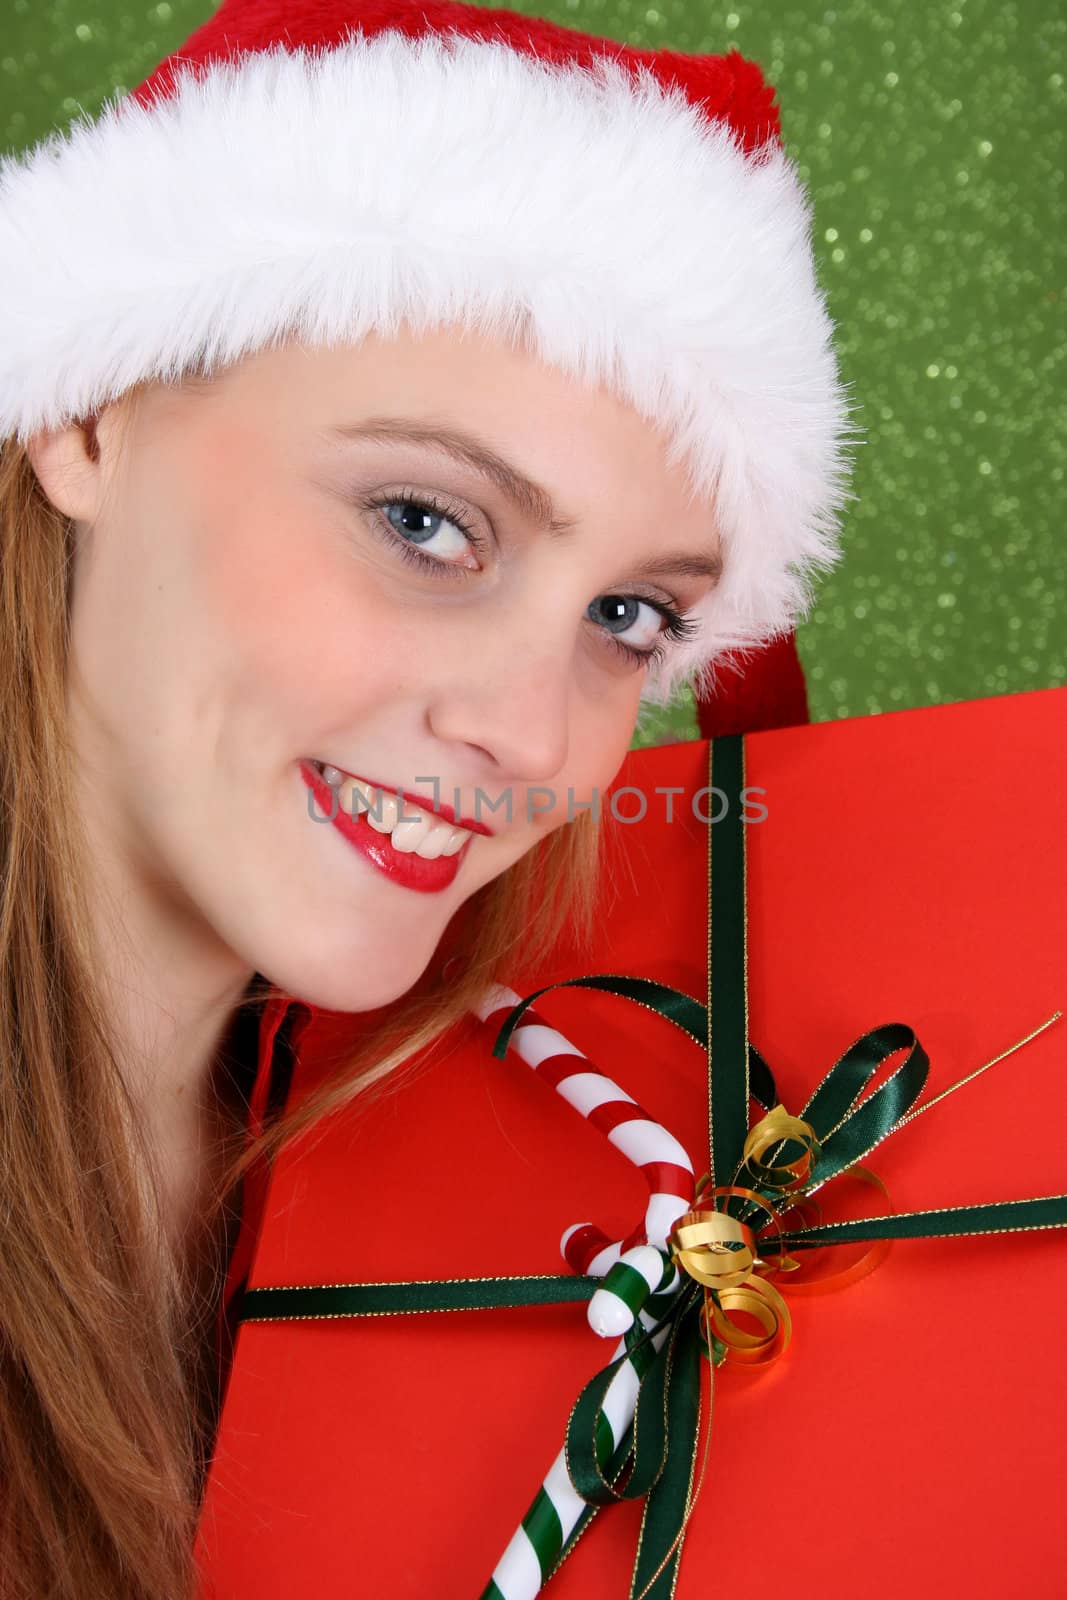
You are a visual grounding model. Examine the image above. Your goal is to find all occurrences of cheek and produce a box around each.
[576,676,643,775]
[188,469,419,729]
[530,686,643,836]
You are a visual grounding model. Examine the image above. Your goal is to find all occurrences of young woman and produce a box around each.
[0,2,853,1595]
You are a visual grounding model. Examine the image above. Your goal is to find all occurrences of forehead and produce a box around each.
[169,327,717,539]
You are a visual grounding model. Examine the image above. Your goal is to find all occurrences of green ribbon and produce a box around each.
[242,1276,599,1320]
[239,734,1067,1599]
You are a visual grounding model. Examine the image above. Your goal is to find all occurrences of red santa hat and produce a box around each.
[0,0,858,706]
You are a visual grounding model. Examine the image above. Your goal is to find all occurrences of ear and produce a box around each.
[24,414,108,522]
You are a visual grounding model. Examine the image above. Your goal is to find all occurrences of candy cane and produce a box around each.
[481,1300,673,1600]
[475,985,696,1261]
[473,984,698,1600]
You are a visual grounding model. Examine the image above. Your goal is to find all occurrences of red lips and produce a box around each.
[299,761,472,895]
[314,762,496,837]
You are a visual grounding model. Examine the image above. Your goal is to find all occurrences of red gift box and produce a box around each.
[197,687,1067,1598]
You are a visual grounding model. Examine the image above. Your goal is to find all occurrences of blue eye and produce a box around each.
[589,594,659,643]
[587,593,700,667]
[366,490,483,570]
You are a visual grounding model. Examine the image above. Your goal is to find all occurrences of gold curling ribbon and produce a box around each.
[740,1103,822,1190]
[668,1106,889,1367]
[702,1275,792,1366]
[669,1180,793,1367]
[669,1210,757,1290]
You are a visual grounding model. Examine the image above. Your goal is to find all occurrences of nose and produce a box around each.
[426,631,571,782]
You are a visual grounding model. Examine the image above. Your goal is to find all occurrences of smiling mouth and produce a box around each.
[307,760,473,861]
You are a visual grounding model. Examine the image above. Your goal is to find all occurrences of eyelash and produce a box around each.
[360,488,700,667]
[361,486,487,566]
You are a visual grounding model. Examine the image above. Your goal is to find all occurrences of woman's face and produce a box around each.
[32,328,721,1011]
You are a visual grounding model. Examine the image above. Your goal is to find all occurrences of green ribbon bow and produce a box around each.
[240,734,1067,1599]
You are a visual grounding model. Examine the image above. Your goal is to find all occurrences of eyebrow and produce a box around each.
[321,416,724,584]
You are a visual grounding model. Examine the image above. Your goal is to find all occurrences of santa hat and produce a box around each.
[0,0,858,705]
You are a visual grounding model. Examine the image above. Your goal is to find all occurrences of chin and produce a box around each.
[262,945,440,1017]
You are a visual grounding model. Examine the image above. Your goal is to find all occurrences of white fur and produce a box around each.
[0,27,860,701]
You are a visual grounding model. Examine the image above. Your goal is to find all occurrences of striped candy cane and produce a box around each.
[473,984,698,1599]
[475,985,696,1260]
[482,1298,674,1600]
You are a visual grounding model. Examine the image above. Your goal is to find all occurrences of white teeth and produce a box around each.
[336,773,373,817]
[367,790,400,833]
[415,828,450,860]
[316,763,473,858]
[393,808,471,858]
[390,809,437,854]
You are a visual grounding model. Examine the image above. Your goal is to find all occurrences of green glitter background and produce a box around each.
[2,0,1064,747]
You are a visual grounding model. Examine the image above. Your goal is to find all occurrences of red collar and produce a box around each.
[214,991,316,1406]
[210,983,411,1415]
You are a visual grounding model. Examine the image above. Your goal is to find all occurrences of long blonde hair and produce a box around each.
[0,385,604,1599]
